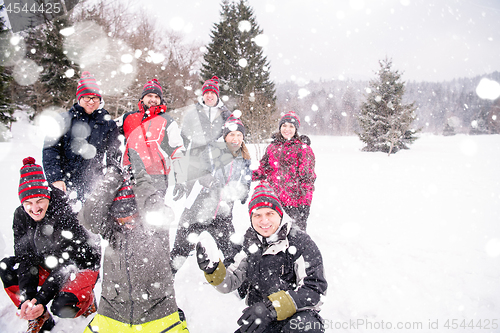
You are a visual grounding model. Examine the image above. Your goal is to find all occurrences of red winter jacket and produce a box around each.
[252,135,316,207]
[121,103,184,176]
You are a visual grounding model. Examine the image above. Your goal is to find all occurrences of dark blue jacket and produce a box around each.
[42,103,120,200]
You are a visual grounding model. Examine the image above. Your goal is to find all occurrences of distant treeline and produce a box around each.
[275,71,500,136]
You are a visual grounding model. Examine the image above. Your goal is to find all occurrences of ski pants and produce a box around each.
[283,205,311,231]
[84,311,189,333]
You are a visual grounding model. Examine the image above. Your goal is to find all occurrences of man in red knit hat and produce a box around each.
[43,71,121,205]
[195,181,327,333]
[80,166,188,332]
[170,75,233,274]
[118,78,185,198]
[0,157,101,333]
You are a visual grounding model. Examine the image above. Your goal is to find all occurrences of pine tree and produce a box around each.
[201,0,238,96]
[357,57,419,155]
[31,17,79,111]
[201,0,276,142]
[0,5,16,133]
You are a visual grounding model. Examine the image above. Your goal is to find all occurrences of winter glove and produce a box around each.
[267,290,297,321]
[251,169,265,181]
[132,169,175,229]
[198,173,215,188]
[106,151,123,173]
[237,300,277,333]
[196,235,220,274]
[105,164,122,177]
[240,193,249,205]
[172,183,187,201]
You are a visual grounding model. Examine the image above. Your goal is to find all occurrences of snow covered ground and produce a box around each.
[1,115,499,332]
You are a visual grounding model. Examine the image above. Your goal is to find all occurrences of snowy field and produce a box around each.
[0,115,499,332]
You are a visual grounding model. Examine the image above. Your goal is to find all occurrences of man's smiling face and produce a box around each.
[251,207,281,237]
[22,197,50,221]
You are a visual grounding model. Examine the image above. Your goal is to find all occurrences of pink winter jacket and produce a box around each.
[252,136,316,207]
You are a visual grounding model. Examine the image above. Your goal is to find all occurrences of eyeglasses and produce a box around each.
[82,96,100,103]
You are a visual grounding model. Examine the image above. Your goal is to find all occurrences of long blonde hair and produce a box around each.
[241,142,251,160]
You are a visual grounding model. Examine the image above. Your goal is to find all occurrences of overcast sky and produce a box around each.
[1,0,499,84]
[140,0,500,84]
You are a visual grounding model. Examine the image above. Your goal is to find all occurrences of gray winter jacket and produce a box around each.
[79,168,177,325]
[201,142,252,220]
[177,100,231,185]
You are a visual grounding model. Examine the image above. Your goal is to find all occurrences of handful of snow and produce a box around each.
[196,232,220,274]
[144,205,175,229]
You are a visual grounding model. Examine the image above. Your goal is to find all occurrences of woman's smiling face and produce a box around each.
[280,122,296,140]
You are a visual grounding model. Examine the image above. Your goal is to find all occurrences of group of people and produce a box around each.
[0,70,327,333]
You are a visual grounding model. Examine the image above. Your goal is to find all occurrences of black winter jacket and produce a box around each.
[42,103,120,199]
[12,186,101,307]
[213,220,328,312]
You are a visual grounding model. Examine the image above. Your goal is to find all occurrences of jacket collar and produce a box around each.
[72,103,104,120]
[138,101,166,118]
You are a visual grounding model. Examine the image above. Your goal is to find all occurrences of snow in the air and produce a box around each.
[0,113,499,332]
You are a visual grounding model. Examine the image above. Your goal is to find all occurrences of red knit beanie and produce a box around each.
[248,181,283,218]
[18,157,51,203]
[202,76,220,97]
[223,114,246,139]
[140,78,163,101]
[279,111,300,131]
[76,71,102,101]
[110,178,138,218]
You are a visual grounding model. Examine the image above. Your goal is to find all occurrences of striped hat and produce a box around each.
[110,179,138,218]
[76,71,102,101]
[279,111,300,131]
[202,76,220,97]
[140,78,163,101]
[248,181,283,218]
[223,114,245,139]
[18,157,51,203]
